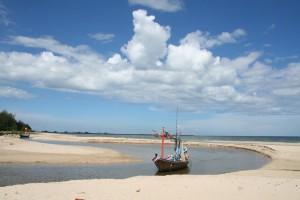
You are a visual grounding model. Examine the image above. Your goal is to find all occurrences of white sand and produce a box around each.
[0,134,139,164]
[0,133,299,200]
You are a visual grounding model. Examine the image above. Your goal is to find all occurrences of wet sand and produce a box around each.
[0,132,299,199]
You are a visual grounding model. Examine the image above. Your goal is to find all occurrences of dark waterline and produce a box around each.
[0,139,270,187]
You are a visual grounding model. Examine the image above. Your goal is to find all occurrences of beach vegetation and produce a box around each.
[0,110,31,133]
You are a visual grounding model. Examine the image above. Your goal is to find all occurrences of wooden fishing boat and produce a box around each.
[152,127,190,172]
[19,127,30,138]
[154,157,189,172]
[19,133,30,138]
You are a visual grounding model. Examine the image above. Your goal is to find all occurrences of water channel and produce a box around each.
[0,139,270,186]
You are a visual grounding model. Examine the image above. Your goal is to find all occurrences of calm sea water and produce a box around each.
[70,133,300,143]
[0,139,270,187]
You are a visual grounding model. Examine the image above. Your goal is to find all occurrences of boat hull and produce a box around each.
[154,158,189,172]
[19,134,30,138]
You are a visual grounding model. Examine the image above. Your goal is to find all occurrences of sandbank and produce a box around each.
[0,134,139,164]
[0,132,299,200]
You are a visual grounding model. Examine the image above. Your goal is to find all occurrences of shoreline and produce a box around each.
[29,132,282,161]
[1,132,299,172]
[1,132,299,199]
[0,133,141,164]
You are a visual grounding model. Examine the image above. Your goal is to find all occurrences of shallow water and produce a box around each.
[0,140,270,186]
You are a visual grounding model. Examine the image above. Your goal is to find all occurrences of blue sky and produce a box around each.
[0,0,299,136]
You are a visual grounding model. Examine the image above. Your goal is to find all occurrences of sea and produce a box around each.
[68,132,300,143]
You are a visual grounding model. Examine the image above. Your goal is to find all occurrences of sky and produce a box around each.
[0,0,299,136]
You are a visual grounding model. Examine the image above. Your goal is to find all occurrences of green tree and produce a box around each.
[0,110,31,131]
[0,110,16,131]
[16,120,31,131]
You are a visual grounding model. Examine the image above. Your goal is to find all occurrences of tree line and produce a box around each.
[0,110,31,131]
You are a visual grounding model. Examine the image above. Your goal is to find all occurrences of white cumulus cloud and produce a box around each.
[0,86,35,99]
[129,0,183,12]
[88,33,115,43]
[166,37,214,72]
[121,9,170,69]
[1,9,300,115]
[184,29,246,49]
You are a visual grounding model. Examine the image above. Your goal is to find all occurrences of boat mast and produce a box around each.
[161,127,165,158]
[175,107,178,151]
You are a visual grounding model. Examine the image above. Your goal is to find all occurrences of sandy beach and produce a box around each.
[0,134,139,164]
[0,133,299,200]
